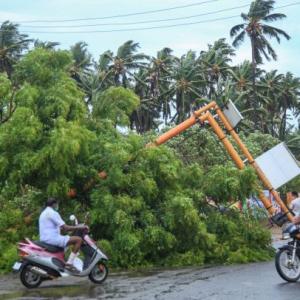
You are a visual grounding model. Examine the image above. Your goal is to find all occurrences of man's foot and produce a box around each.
[65,263,80,273]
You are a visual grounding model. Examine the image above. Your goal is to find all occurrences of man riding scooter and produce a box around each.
[39,197,88,272]
[13,197,108,288]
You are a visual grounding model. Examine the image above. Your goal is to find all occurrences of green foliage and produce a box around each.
[0,48,95,196]
[0,46,277,274]
[93,86,140,126]
[243,131,279,157]
[0,73,12,105]
[167,127,229,169]
[15,48,72,87]
[0,194,38,273]
[203,166,258,204]
[90,132,270,269]
[206,210,273,264]
[162,249,205,267]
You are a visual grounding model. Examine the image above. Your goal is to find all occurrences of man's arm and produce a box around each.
[52,211,88,233]
[61,224,88,232]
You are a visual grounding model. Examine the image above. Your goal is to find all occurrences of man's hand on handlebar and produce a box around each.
[77,225,89,232]
[292,216,300,225]
[61,224,89,232]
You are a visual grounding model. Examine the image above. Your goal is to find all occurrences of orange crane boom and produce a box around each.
[150,101,293,225]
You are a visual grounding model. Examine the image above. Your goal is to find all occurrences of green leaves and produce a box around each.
[0,43,279,272]
[0,49,94,196]
[15,48,72,86]
[203,166,258,205]
[0,74,16,124]
[93,86,139,126]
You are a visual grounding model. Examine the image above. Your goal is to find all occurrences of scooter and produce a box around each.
[275,223,300,282]
[12,214,108,288]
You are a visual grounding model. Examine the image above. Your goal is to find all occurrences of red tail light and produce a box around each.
[19,249,28,257]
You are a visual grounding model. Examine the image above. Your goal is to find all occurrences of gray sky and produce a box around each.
[1,0,300,76]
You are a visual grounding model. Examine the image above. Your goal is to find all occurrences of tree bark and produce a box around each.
[250,37,258,129]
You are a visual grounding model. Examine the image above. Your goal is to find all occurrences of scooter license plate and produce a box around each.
[12,262,22,272]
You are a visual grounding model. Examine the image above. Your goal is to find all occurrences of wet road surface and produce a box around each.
[1,235,298,299]
[1,260,300,299]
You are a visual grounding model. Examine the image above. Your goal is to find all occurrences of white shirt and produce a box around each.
[39,207,65,242]
[291,197,300,217]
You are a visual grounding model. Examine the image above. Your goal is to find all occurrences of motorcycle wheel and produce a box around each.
[20,264,42,288]
[275,247,300,282]
[88,261,108,284]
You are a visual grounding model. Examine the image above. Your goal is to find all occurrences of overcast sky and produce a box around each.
[1,0,299,76]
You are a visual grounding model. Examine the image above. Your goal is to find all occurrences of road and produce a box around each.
[1,234,298,300]
[1,259,299,299]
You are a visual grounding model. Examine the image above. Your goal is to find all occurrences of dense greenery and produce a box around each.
[0,0,299,273]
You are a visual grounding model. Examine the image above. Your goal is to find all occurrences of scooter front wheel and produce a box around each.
[20,264,42,288]
[88,261,108,284]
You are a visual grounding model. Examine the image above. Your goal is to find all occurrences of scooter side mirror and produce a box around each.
[69,215,78,225]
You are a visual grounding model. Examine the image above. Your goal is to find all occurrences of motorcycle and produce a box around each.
[275,223,300,282]
[12,214,108,288]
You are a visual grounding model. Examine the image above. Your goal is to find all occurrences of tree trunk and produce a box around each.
[250,37,258,129]
[280,109,287,140]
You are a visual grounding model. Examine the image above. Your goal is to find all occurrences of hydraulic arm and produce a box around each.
[148,101,293,225]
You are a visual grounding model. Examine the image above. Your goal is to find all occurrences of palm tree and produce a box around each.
[229,61,253,93]
[0,21,31,77]
[131,68,161,133]
[101,40,149,87]
[79,71,107,107]
[230,0,290,125]
[166,51,205,123]
[70,41,92,83]
[199,38,234,99]
[128,48,175,133]
[148,47,174,123]
[277,72,300,140]
[34,39,60,50]
[286,130,300,160]
[78,53,115,106]
[258,70,283,135]
[132,47,175,130]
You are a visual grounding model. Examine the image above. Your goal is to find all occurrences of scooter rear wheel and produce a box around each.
[20,264,42,288]
[88,261,108,284]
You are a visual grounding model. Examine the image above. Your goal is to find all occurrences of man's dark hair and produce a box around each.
[46,197,58,207]
[292,191,299,198]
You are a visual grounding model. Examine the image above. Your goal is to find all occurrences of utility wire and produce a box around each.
[5,0,219,23]
[19,15,239,33]
[0,2,299,34]
[19,4,251,28]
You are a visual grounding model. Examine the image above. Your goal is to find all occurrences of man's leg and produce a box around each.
[66,236,82,266]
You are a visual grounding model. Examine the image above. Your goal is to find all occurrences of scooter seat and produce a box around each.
[33,241,64,253]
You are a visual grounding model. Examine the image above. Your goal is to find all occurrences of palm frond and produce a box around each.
[262,13,286,22]
[261,24,291,42]
[230,23,245,37]
[117,40,140,58]
[232,31,246,48]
